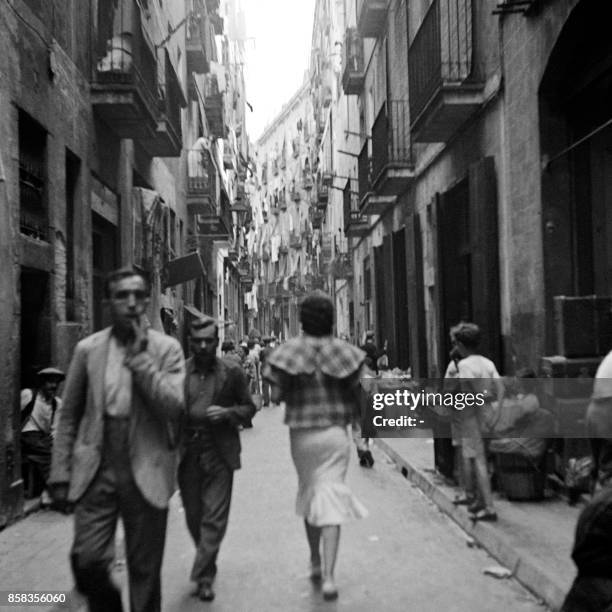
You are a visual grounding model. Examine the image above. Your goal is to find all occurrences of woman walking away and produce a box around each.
[263,291,368,601]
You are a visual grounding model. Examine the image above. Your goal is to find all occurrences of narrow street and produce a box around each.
[159,406,546,612]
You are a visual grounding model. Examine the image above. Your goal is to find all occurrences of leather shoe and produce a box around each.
[322,579,338,601]
[198,583,215,601]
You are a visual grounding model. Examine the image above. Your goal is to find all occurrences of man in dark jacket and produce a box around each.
[178,315,256,602]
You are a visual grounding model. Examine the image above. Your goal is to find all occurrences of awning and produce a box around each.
[164,252,206,287]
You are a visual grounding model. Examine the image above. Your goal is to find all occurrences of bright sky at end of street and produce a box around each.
[243,0,316,142]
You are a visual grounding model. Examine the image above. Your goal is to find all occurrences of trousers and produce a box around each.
[70,419,168,612]
[178,439,234,585]
[21,431,52,484]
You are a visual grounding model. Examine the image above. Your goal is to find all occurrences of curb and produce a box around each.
[375,438,567,612]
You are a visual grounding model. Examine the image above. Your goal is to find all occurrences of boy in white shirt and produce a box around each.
[451,323,504,522]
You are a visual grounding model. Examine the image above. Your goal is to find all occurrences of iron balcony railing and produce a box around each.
[344,28,364,74]
[409,0,475,122]
[371,100,413,182]
[342,28,365,94]
[94,0,158,116]
[187,148,216,211]
[158,53,183,144]
[343,181,367,232]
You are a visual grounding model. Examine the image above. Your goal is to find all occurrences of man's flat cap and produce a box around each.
[37,367,65,380]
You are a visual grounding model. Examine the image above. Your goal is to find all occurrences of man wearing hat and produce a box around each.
[179,315,256,601]
[20,367,65,501]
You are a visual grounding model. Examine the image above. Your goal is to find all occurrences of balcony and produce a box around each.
[195,192,232,240]
[92,0,158,139]
[203,74,225,139]
[332,253,353,279]
[223,140,236,170]
[317,184,329,210]
[302,173,314,191]
[408,0,484,142]
[369,100,414,201]
[187,148,231,239]
[357,0,388,38]
[186,3,215,76]
[342,28,365,95]
[142,52,186,157]
[311,209,324,229]
[344,183,369,238]
[357,142,375,214]
[187,148,217,215]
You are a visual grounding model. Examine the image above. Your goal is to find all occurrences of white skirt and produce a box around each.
[290,426,368,526]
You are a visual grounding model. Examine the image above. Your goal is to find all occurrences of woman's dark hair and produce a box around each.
[300,291,334,337]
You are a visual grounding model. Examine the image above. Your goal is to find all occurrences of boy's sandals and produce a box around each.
[470,508,498,522]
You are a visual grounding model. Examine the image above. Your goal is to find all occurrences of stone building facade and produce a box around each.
[249,82,320,339]
[0,0,250,526]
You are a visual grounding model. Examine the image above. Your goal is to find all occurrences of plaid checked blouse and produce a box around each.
[262,335,365,429]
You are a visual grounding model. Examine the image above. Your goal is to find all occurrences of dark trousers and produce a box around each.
[178,441,234,585]
[262,380,271,406]
[71,419,168,612]
[21,431,52,484]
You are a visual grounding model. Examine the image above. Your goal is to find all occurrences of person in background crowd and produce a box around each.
[221,340,242,367]
[352,357,375,468]
[178,316,256,602]
[376,340,389,372]
[451,322,504,522]
[561,486,612,611]
[50,266,185,612]
[238,340,249,363]
[360,330,379,375]
[21,367,65,504]
[263,292,368,602]
[244,339,261,397]
[586,349,612,490]
[260,336,275,407]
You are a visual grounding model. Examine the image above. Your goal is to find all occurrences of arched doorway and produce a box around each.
[539,0,612,355]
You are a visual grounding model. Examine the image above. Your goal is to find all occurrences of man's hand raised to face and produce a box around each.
[127,318,149,357]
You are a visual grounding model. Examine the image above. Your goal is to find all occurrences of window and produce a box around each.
[19,110,47,240]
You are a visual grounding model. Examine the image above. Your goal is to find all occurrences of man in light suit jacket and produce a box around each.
[179,315,255,601]
[50,267,185,612]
